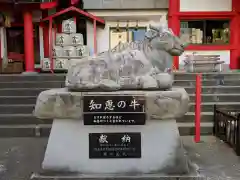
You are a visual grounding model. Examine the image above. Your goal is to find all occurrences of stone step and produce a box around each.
[0,96,37,105]
[0,124,51,137]
[0,123,213,137]
[183,86,240,94]
[0,88,48,96]
[0,104,35,114]
[188,102,240,112]
[174,80,240,86]
[1,80,239,89]
[189,94,240,102]
[174,72,240,80]
[0,114,52,125]
[177,112,213,122]
[0,81,64,89]
[0,86,239,97]
[0,74,66,82]
[0,80,238,89]
[178,122,213,136]
[0,73,238,82]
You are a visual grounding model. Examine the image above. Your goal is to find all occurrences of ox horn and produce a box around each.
[149,24,159,31]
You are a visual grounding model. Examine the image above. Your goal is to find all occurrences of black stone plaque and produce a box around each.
[83,95,146,125]
[89,132,141,159]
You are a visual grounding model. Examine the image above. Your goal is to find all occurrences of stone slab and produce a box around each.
[33,88,189,120]
[41,119,190,174]
[31,173,204,180]
[62,19,77,34]
[56,33,83,46]
[53,46,88,57]
[41,59,68,70]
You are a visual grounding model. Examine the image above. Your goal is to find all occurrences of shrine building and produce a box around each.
[0,0,239,73]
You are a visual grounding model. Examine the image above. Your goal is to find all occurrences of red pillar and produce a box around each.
[42,10,49,57]
[23,11,35,72]
[231,0,240,69]
[57,23,62,33]
[168,0,180,70]
[195,74,202,143]
[49,18,54,73]
[230,15,240,69]
[56,7,62,33]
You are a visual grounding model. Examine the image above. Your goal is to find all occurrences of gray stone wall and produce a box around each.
[83,0,168,9]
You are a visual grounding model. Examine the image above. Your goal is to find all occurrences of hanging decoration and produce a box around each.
[4,14,11,27]
[116,21,120,32]
[0,12,5,25]
[135,20,139,31]
[126,20,129,31]
[126,20,130,42]
[0,12,11,27]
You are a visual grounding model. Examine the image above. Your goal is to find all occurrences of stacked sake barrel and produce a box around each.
[42,19,89,71]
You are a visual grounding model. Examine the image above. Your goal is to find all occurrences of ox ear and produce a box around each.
[145,29,158,39]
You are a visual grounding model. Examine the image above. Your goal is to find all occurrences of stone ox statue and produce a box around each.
[66,24,187,90]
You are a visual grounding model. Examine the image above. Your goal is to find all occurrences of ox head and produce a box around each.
[145,24,187,56]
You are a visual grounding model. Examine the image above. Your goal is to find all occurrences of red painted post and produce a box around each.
[168,0,180,70]
[23,11,35,72]
[57,23,62,33]
[42,10,49,57]
[195,74,202,143]
[54,23,57,42]
[49,18,53,73]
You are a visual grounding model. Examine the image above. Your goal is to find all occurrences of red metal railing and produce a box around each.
[195,74,202,142]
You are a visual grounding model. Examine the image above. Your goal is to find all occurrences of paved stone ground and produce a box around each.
[0,136,240,180]
[0,138,47,180]
[183,136,240,180]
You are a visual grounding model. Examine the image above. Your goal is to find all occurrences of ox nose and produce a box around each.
[181,43,188,48]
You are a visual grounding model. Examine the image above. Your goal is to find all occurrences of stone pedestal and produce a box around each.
[43,119,188,174]
[30,88,201,179]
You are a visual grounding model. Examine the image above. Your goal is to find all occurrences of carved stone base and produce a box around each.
[31,173,204,180]
[34,89,191,176]
[34,88,189,120]
[41,119,190,174]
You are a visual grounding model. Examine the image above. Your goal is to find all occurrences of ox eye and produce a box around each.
[160,33,168,38]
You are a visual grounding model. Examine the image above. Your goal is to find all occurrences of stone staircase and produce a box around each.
[0,72,240,137]
[174,72,240,135]
[0,75,64,137]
